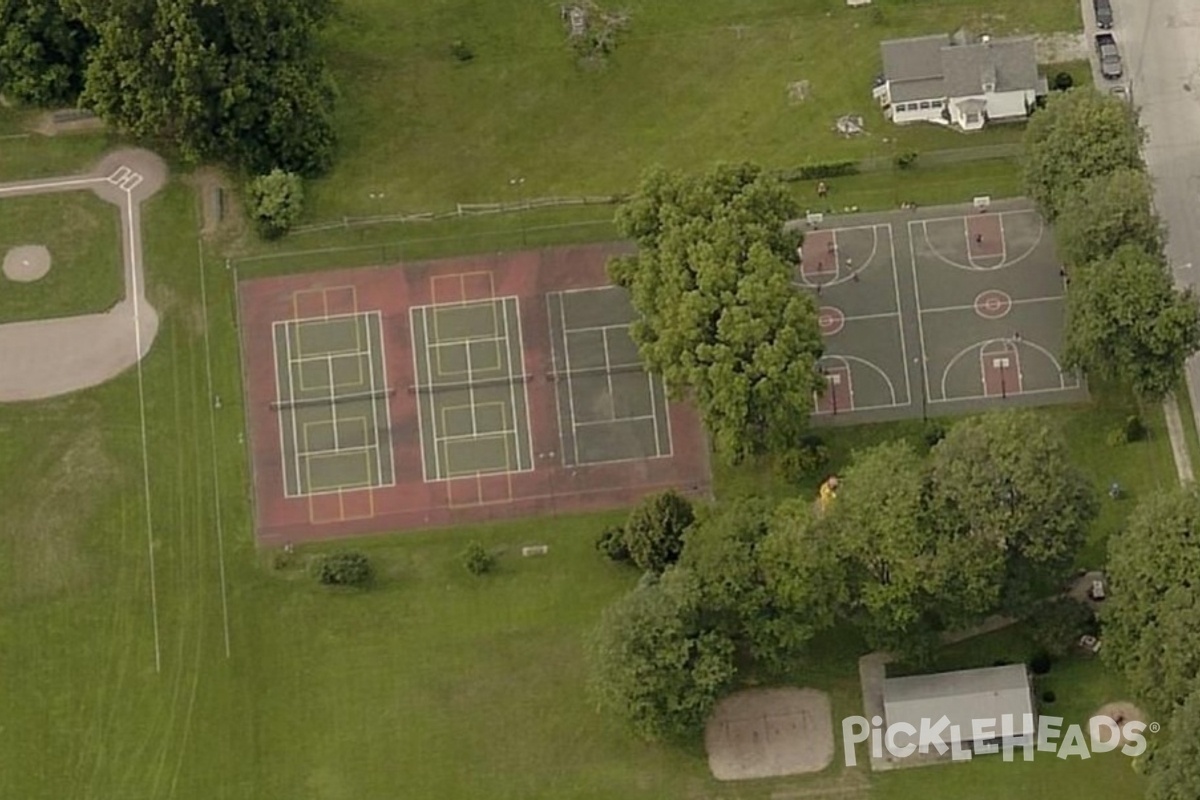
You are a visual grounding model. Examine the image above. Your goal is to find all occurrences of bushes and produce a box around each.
[774,434,830,480]
[893,151,919,170]
[595,491,695,573]
[1053,72,1074,91]
[1107,414,1148,446]
[1028,596,1095,656]
[778,161,859,182]
[595,525,631,562]
[313,551,372,587]
[462,541,497,575]
[1030,650,1053,675]
[246,169,304,239]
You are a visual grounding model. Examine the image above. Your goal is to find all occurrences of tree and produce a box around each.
[609,164,824,463]
[74,0,337,175]
[1065,245,1200,401]
[824,440,1003,659]
[247,169,305,239]
[461,541,496,575]
[314,551,372,586]
[622,490,695,574]
[1055,168,1163,267]
[928,411,1097,614]
[0,0,92,106]
[587,568,737,741]
[1147,686,1200,800]
[1027,597,1095,657]
[1104,487,1200,715]
[1023,89,1144,220]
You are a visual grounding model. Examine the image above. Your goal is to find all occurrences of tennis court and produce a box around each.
[271,309,396,498]
[409,296,534,481]
[546,287,672,466]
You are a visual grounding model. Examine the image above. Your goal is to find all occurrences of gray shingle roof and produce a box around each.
[883,665,1035,745]
[880,35,1040,102]
[942,37,1039,96]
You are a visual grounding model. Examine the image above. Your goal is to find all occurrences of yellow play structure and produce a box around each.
[817,476,839,513]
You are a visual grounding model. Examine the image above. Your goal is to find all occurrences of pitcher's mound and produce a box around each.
[3,245,51,282]
[705,687,834,781]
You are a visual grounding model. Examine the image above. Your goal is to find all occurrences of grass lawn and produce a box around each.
[308,0,1081,220]
[0,192,125,322]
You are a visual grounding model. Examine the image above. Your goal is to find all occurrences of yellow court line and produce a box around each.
[442,433,511,478]
[305,449,375,495]
[440,402,477,439]
[435,342,471,377]
[470,338,503,373]
[301,418,336,454]
[337,415,370,450]
[431,274,462,305]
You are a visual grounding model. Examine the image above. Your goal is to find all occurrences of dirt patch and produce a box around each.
[189,167,242,239]
[3,245,51,282]
[705,687,834,781]
[30,109,107,137]
[1094,702,1147,744]
[1037,32,1089,63]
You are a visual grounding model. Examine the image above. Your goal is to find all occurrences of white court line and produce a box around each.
[655,371,674,457]
[420,307,443,479]
[121,174,144,191]
[822,354,899,406]
[408,308,431,483]
[270,323,292,492]
[499,297,523,472]
[372,312,398,486]
[888,224,913,406]
[511,298,536,473]
[281,323,305,497]
[326,356,341,451]
[196,239,232,659]
[938,338,1076,401]
[575,414,658,428]
[302,444,378,457]
[907,222,934,411]
[107,166,131,185]
[292,310,365,325]
[839,310,901,324]
[363,315,384,484]
[124,184,162,673]
[922,213,1045,272]
[558,293,583,466]
[998,214,1008,263]
[601,329,617,423]
[558,321,633,336]
[545,294,570,464]
[433,427,517,445]
[921,294,1065,315]
[930,383,1082,404]
[0,175,107,196]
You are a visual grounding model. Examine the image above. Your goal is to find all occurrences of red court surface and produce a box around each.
[238,244,713,544]
[981,341,1023,398]
[815,364,853,414]
[800,229,839,278]
[966,214,1004,259]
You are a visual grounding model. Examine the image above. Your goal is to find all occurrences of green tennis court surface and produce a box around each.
[272,312,396,496]
[410,297,534,480]
[547,286,672,466]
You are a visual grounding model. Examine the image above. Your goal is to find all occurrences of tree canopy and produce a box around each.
[1055,168,1163,268]
[0,0,338,175]
[0,0,92,106]
[1064,245,1200,401]
[1147,686,1200,800]
[1104,487,1200,716]
[622,490,695,574]
[587,568,737,741]
[1023,89,1145,220]
[928,411,1097,614]
[610,164,824,463]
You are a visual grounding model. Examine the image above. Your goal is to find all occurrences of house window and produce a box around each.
[931,99,943,108]
[919,101,931,109]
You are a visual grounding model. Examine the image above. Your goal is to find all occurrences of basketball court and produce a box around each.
[794,197,1086,423]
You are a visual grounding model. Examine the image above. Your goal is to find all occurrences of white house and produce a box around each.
[883,664,1037,752]
[873,34,1046,131]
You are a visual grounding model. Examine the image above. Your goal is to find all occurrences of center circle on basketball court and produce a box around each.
[817,306,845,336]
[973,289,1013,320]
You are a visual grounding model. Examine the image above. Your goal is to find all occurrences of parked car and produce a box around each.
[1096,33,1123,80]
[1094,0,1114,29]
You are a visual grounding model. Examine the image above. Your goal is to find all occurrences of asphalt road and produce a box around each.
[1082,0,1200,451]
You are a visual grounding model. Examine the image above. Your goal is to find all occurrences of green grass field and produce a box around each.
[306,0,1080,221]
[0,192,125,322]
[0,0,1165,795]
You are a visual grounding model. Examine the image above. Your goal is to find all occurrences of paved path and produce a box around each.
[0,149,166,401]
